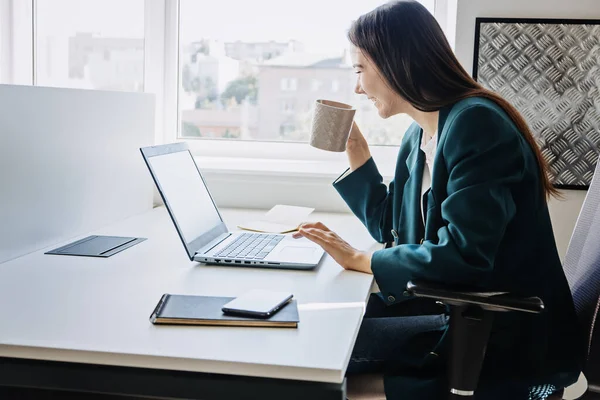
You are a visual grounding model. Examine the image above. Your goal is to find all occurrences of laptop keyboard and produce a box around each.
[214,233,285,260]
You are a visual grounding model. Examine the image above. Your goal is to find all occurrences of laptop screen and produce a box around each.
[142,144,228,260]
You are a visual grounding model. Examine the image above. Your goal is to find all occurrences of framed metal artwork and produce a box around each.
[473,17,600,189]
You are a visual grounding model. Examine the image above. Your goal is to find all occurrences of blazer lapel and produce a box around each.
[398,129,426,245]
[396,104,454,246]
[421,102,455,242]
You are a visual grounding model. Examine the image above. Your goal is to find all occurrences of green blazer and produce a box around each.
[334,97,585,398]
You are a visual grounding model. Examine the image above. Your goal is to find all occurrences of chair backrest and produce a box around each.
[563,156,600,384]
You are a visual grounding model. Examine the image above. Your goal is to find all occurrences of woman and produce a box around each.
[293,1,584,399]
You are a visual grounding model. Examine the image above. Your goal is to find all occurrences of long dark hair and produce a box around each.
[348,0,558,198]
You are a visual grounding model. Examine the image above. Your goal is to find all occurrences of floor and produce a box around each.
[0,387,139,399]
[0,372,590,399]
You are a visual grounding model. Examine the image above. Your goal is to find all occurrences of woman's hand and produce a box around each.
[346,121,371,171]
[293,222,372,274]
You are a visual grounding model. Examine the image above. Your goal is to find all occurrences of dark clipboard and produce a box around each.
[45,235,146,258]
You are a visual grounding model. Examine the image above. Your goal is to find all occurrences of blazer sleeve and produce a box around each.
[333,157,395,244]
[372,105,526,304]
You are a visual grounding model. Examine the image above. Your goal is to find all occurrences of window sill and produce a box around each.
[193,156,393,212]
[194,156,394,181]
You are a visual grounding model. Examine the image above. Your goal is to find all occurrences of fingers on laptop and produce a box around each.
[298,221,330,232]
[293,221,329,239]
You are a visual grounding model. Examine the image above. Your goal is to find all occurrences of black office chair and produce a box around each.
[407,155,600,399]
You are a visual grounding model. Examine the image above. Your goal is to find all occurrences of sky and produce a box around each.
[36,0,145,38]
[180,0,434,53]
[35,0,434,54]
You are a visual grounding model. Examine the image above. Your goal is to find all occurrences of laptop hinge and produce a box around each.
[197,233,231,256]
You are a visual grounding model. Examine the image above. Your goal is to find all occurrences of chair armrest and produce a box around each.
[405,280,544,314]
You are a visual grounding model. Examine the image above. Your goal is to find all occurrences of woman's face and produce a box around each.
[351,47,409,119]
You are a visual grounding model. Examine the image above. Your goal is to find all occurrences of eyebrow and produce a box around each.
[352,64,364,68]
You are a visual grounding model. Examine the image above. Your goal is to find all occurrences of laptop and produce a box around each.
[140,142,325,270]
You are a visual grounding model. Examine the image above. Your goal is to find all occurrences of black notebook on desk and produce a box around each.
[150,294,299,328]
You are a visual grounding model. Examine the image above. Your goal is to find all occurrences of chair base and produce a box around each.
[346,373,385,400]
[582,389,600,400]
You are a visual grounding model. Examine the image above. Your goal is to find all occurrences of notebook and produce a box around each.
[149,294,299,328]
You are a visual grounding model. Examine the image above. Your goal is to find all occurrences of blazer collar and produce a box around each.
[405,102,455,171]
[437,102,454,142]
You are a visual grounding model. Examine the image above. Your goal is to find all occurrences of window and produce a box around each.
[0,0,440,162]
[331,79,340,93]
[310,79,322,91]
[289,78,298,91]
[280,78,297,92]
[177,0,435,146]
[35,0,144,92]
[279,123,295,135]
[0,0,33,85]
[281,99,295,113]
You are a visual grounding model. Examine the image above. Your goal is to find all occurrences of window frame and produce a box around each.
[161,0,414,174]
[0,0,34,85]
[1,0,448,178]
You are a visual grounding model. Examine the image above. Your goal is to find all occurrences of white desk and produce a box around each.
[0,207,380,399]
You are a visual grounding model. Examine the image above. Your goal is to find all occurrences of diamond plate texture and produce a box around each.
[475,21,600,187]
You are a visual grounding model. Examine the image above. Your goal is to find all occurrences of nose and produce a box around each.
[354,78,365,95]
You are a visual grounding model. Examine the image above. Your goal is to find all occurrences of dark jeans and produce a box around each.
[346,294,448,376]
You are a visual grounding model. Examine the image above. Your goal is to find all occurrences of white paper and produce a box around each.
[238,205,314,233]
[263,205,315,224]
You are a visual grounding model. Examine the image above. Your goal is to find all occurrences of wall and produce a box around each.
[0,85,155,264]
[451,0,599,259]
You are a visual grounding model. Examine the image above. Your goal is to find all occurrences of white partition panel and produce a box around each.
[0,85,155,263]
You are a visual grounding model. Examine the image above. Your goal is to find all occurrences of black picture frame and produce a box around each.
[473,17,600,190]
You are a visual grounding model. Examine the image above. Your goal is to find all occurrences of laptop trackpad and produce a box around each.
[278,246,318,260]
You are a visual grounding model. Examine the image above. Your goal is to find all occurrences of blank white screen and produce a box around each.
[148,151,222,243]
